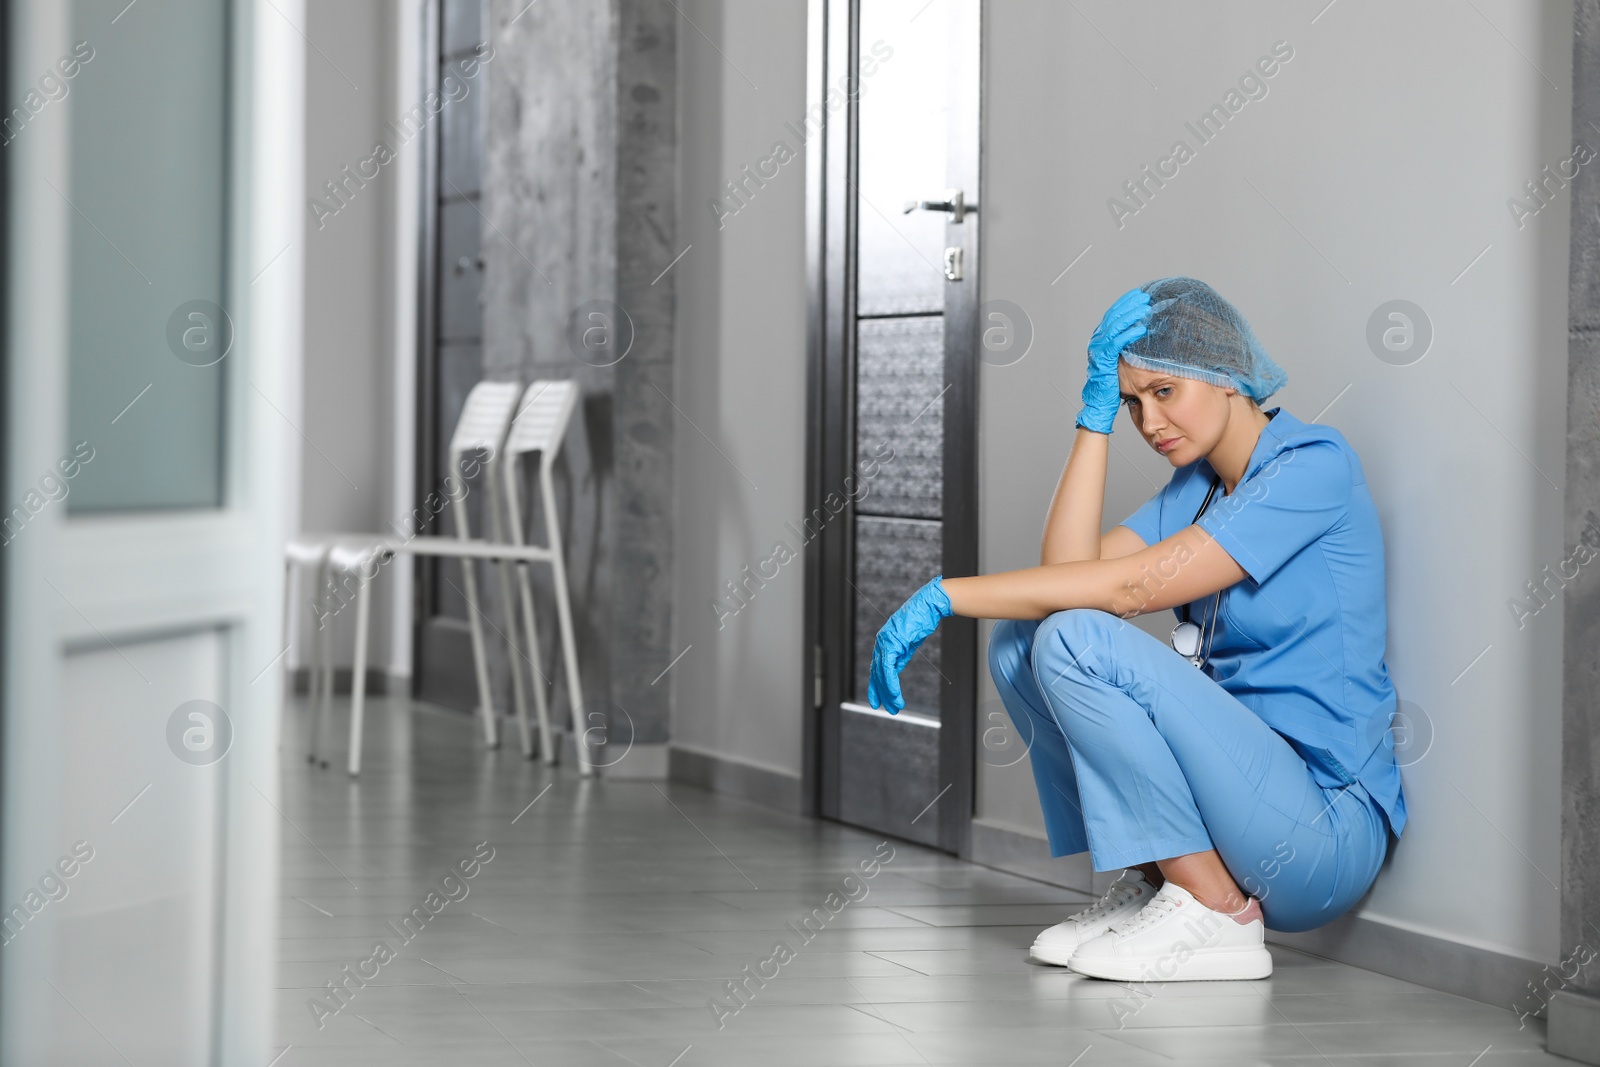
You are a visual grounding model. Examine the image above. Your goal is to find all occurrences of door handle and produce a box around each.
[902,188,974,223]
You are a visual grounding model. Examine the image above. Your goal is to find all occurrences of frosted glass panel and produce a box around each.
[857,0,954,316]
[856,316,943,519]
[65,0,230,513]
[854,516,943,716]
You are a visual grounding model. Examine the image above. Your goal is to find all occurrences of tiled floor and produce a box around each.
[273,697,1565,1066]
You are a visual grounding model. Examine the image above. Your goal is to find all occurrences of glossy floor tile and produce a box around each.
[271,697,1565,1066]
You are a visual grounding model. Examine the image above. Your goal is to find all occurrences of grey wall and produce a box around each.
[978,0,1572,972]
[670,0,811,784]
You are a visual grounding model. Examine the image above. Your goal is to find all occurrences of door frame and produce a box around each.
[410,0,444,698]
[802,0,981,857]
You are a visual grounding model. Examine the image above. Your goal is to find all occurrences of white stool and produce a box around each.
[329,381,594,777]
[291,379,526,774]
[315,540,387,775]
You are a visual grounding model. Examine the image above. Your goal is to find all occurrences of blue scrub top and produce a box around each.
[1118,407,1408,838]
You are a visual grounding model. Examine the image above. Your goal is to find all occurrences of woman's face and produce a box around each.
[1117,363,1232,466]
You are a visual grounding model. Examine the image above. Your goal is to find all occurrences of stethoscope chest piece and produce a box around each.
[1169,473,1223,670]
[1170,620,1205,668]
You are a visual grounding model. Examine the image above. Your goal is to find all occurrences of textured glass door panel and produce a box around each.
[856,316,943,519]
[66,0,230,513]
[853,516,943,716]
[857,0,953,316]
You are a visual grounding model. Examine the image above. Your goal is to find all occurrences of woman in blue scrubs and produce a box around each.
[867,277,1406,982]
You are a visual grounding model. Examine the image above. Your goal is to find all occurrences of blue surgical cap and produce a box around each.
[1119,276,1288,402]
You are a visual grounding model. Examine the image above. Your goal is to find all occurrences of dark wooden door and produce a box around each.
[414,0,491,712]
[808,0,981,853]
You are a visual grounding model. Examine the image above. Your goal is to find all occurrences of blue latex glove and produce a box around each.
[867,576,953,715]
[1076,287,1153,434]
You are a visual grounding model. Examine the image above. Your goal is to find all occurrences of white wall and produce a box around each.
[291,1,412,677]
[978,0,1571,966]
[672,0,812,778]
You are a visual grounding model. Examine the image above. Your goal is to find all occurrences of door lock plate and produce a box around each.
[943,246,963,281]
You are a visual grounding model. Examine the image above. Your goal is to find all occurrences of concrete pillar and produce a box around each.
[481,0,675,774]
[1553,3,1600,1060]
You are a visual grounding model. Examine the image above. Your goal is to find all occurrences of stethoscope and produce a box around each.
[1170,474,1222,669]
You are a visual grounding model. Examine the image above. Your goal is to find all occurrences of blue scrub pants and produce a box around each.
[988,608,1390,933]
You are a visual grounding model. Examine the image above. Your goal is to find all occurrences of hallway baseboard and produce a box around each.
[288,667,405,697]
[968,817,1548,1016]
[668,744,803,815]
[968,815,1097,893]
[1266,903,1550,1021]
[603,742,668,779]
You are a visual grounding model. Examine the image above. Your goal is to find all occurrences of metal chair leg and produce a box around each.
[515,561,554,764]
[452,463,500,749]
[312,555,335,768]
[541,466,593,777]
[488,461,534,759]
[282,558,307,759]
[502,454,553,762]
[347,565,371,777]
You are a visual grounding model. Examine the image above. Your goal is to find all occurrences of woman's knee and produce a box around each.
[1031,607,1126,679]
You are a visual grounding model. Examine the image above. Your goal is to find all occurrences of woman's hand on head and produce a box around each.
[1078,287,1152,436]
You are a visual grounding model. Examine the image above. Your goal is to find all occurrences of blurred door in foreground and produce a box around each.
[0,0,300,1062]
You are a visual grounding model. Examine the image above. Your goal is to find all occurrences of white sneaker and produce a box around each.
[1067,880,1273,982]
[1029,869,1155,967]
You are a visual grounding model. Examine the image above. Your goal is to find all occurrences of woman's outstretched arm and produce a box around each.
[1043,285,1158,565]
[948,522,1248,620]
